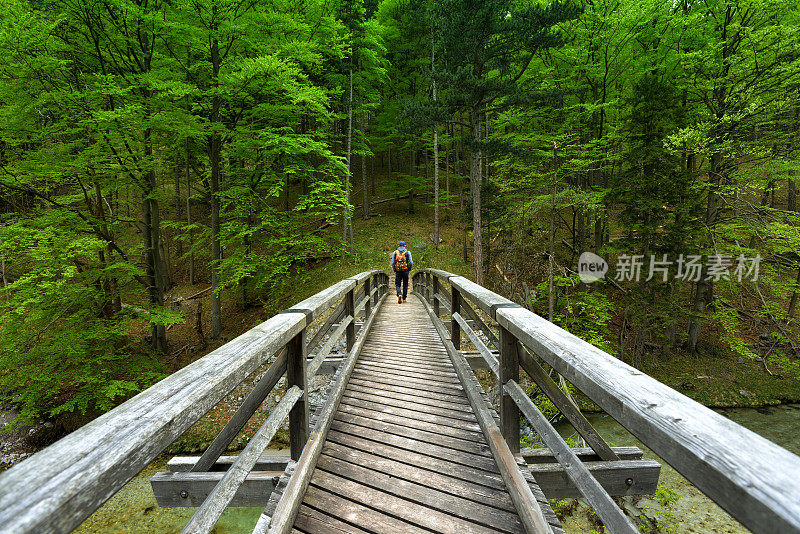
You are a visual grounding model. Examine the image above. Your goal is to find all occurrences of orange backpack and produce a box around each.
[395,250,408,271]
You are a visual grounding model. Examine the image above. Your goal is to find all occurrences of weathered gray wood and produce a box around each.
[348,270,381,284]
[522,447,643,464]
[307,301,345,355]
[182,386,302,533]
[345,288,355,351]
[354,359,458,380]
[529,459,661,499]
[336,398,483,435]
[334,409,491,455]
[168,455,290,472]
[328,422,498,472]
[433,275,440,316]
[517,343,618,462]
[152,471,282,507]
[307,316,352,379]
[287,279,355,322]
[363,277,372,318]
[0,311,306,534]
[302,485,431,534]
[499,325,521,454]
[342,390,474,419]
[265,294,387,534]
[287,330,308,461]
[294,504,371,534]
[316,454,525,533]
[346,377,471,405]
[321,440,514,510]
[311,469,504,534]
[505,379,639,534]
[496,305,800,534]
[460,299,500,349]
[417,294,554,534]
[454,312,499,378]
[449,275,516,320]
[192,350,288,473]
[451,286,462,349]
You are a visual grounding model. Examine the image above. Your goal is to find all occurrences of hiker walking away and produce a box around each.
[392,241,413,304]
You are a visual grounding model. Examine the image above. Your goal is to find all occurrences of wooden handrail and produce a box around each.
[0,270,387,534]
[414,268,800,534]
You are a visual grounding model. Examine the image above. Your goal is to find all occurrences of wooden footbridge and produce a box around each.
[1,269,800,533]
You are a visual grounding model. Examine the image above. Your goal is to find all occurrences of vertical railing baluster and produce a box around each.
[287,328,308,461]
[433,275,440,317]
[451,286,461,350]
[345,286,355,351]
[364,276,372,319]
[499,325,521,453]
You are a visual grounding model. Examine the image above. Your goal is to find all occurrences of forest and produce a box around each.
[0,0,799,441]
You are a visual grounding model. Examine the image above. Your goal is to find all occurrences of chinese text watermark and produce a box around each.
[578,252,760,284]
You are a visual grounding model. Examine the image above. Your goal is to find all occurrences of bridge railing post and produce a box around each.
[345,286,355,351]
[451,285,461,350]
[364,276,372,319]
[433,275,440,317]
[499,324,521,453]
[287,327,308,461]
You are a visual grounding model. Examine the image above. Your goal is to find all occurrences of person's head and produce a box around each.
[398,240,405,249]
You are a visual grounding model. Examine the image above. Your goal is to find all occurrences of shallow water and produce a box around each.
[77,406,800,533]
[555,404,800,533]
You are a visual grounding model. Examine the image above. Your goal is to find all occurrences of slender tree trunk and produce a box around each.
[185,137,194,285]
[549,144,558,322]
[788,266,800,320]
[174,155,183,257]
[361,94,369,220]
[470,107,483,285]
[210,36,223,339]
[409,150,415,213]
[344,62,354,252]
[432,41,439,249]
[460,178,468,263]
[789,175,796,212]
[687,153,722,353]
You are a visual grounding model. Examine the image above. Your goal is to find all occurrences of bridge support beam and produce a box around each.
[287,329,308,461]
[499,325,520,453]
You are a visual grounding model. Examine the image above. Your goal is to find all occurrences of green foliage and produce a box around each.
[0,221,167,429]
[531,275,616,355]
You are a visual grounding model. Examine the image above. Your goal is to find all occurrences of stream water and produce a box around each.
[75,404,800,533]
[554,403,800,533]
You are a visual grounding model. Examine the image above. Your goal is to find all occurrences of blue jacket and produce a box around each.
[391,247,413,272]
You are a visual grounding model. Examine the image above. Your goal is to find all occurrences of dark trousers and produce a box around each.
[395,270,409,299]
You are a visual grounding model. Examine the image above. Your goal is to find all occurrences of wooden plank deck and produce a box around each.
[288,292,563,533]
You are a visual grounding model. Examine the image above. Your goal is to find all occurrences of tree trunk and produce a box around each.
[460,178,468,263]
[432,40,439,249]
[174,154,183,257]
[361,98,369,220]
[549,144,558,322]
[185,136,194,285]
[409,150,415,213]
[344,63,354,251]
[210,36,223,339]
[687,151,722,353]
[788,266,800,320]
[470,107,483,285]
[789,175,797,212]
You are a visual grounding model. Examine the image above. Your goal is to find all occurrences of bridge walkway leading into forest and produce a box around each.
[1,270,800,534]
[261,294,564,534]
